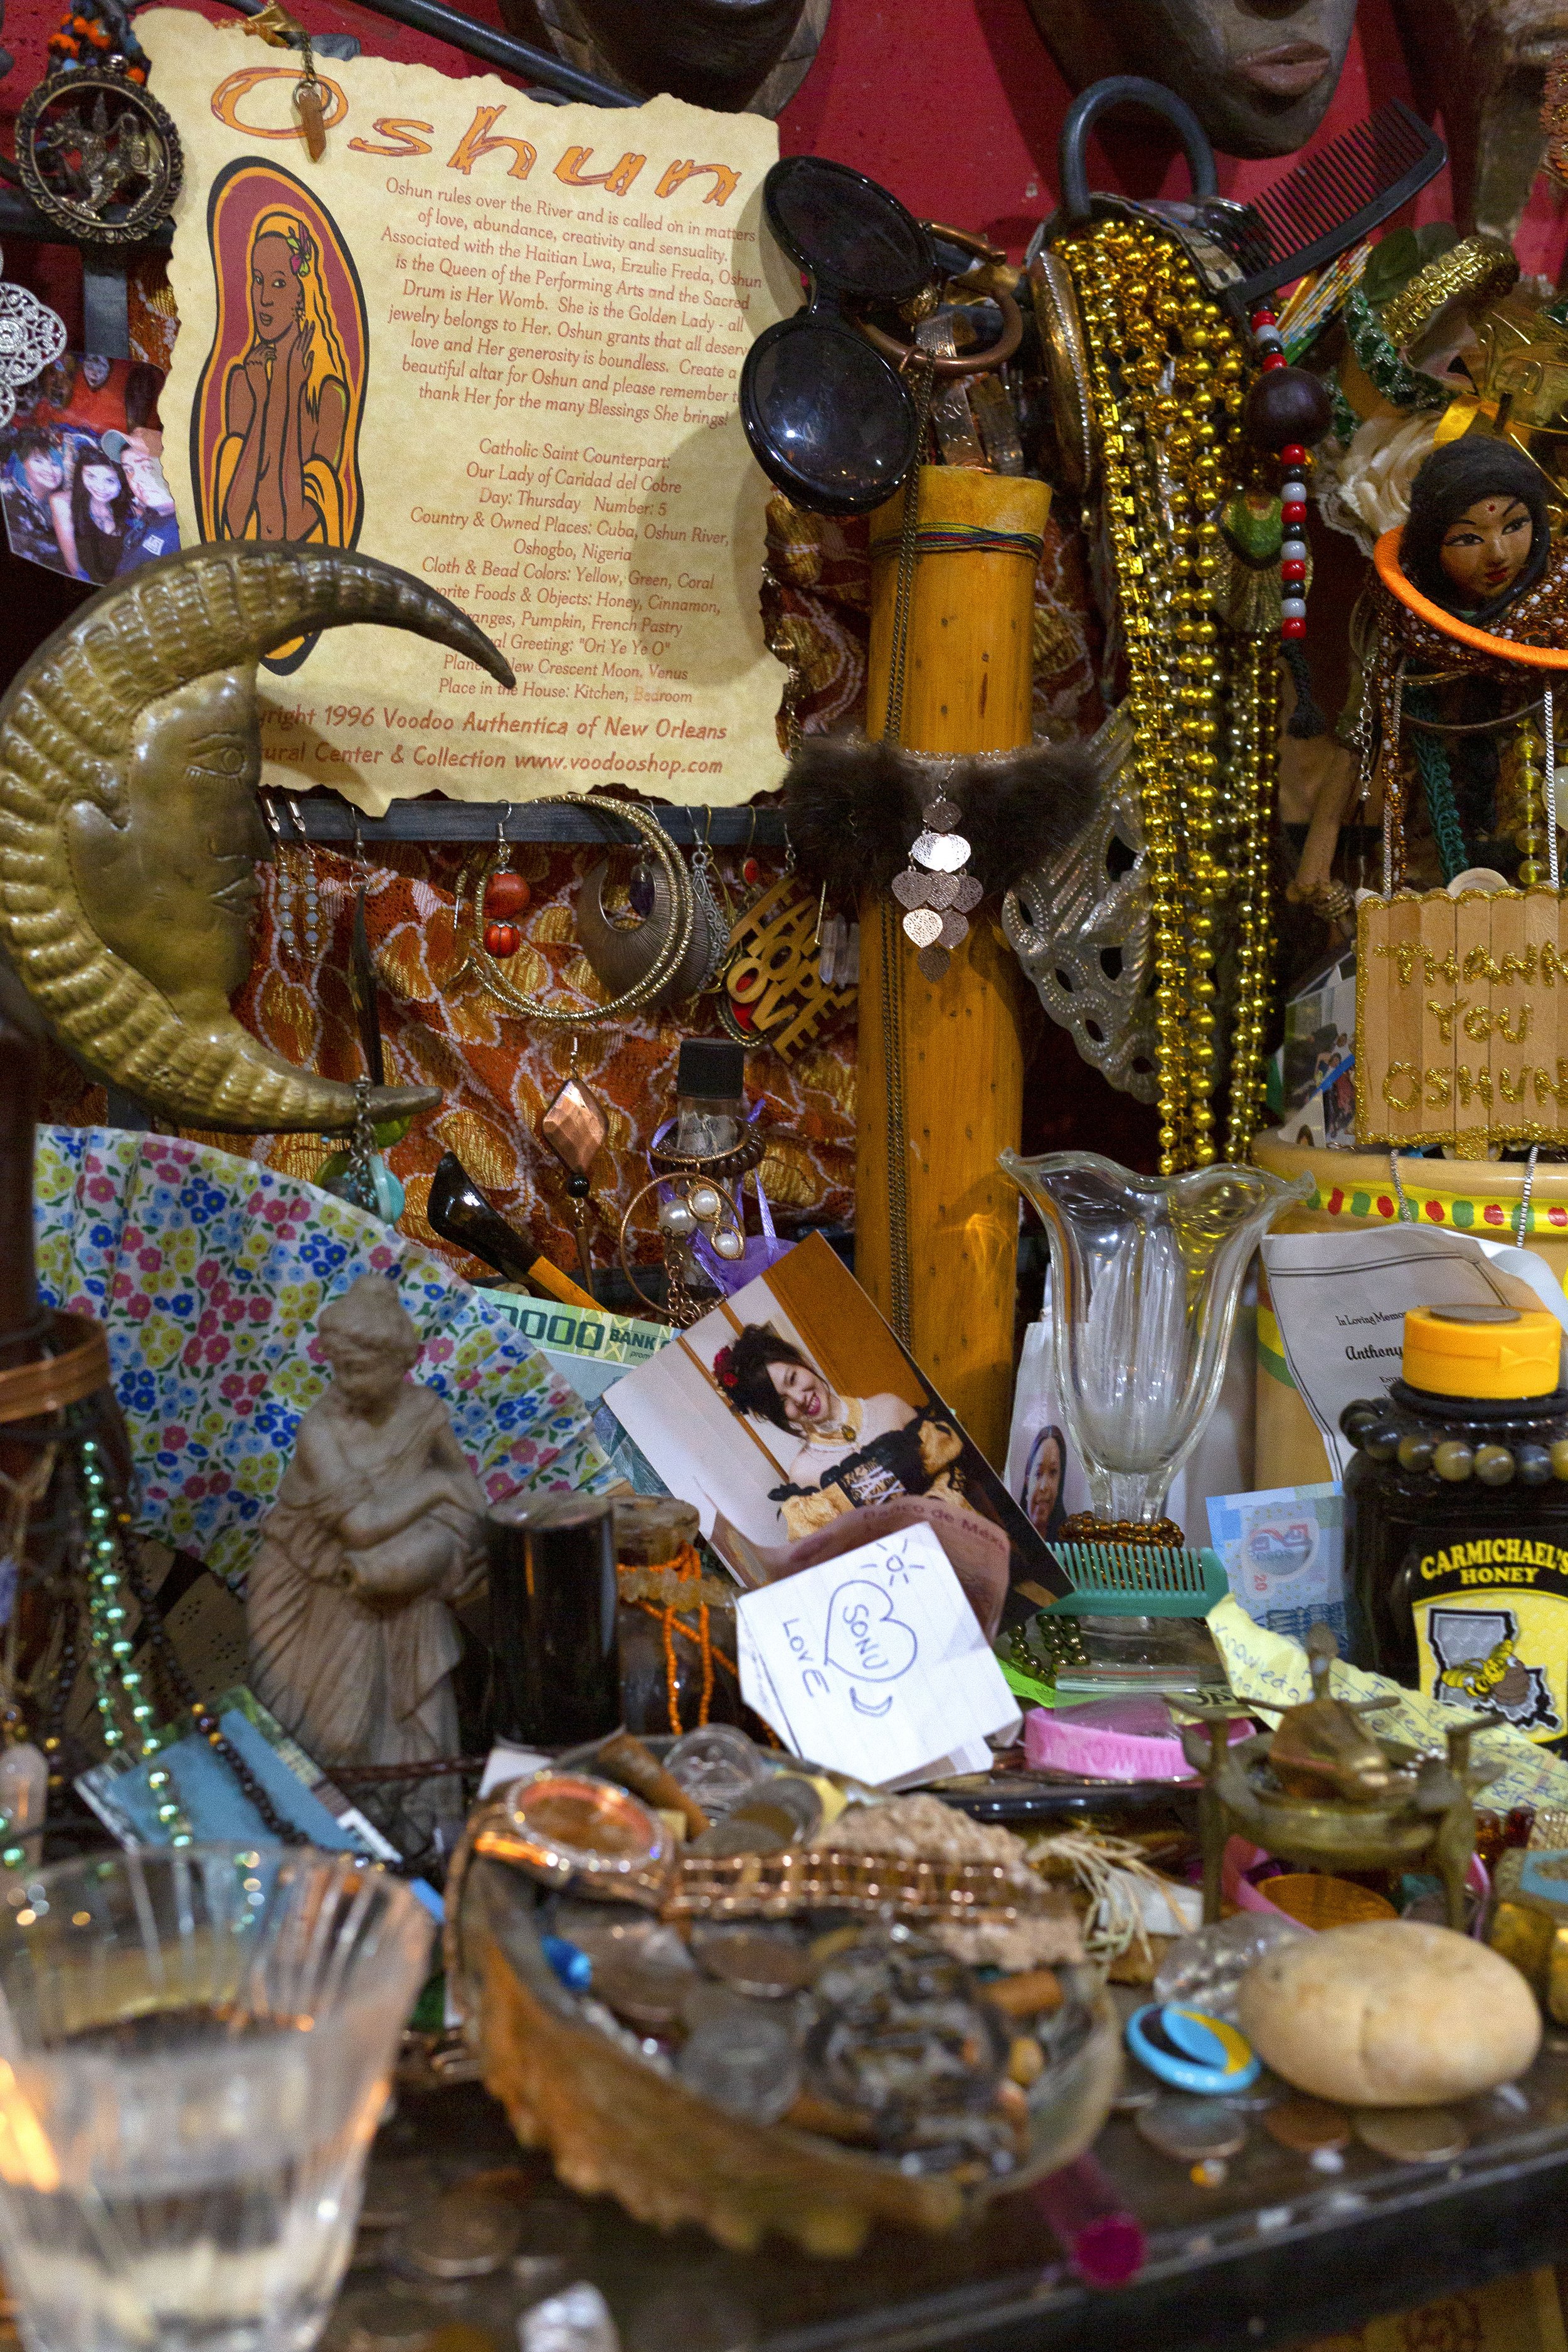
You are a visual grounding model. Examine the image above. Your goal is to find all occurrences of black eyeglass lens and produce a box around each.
[768,161,931,300]
[748,325,914,509]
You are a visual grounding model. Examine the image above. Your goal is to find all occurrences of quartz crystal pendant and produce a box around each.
[539,1075,608,1175]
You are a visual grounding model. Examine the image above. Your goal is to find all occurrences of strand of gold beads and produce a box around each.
[1062,217,1264,1173]
[1069,223,1192,1170]
[1515,714,1548,885]
[1224,637,1280,1160]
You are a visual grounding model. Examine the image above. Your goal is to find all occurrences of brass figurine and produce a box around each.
[1179,1627,1493,1932]
[1264,1626,1407,1802]
[0,544,511,1131]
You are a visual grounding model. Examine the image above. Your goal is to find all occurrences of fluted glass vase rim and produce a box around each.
[998,1147,1315,1211]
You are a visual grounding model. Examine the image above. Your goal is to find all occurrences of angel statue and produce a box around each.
[247,1275,485,1833]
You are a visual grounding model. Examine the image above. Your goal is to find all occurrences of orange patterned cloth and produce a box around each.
[224,838,853,1279]
[37,483,1108,1276]
[32,841,856,1280]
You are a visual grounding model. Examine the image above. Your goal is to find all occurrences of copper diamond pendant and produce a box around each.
[540,1075,608,1176]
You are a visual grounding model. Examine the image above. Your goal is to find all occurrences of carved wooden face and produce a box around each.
[1027,0,1359,159]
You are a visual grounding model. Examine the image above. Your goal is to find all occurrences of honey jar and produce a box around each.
[1342,1303,1568,1751]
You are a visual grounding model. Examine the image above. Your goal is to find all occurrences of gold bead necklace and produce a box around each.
[1061,218,1278,1173]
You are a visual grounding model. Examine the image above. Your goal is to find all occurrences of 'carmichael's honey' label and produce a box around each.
[1407,1534,1568,1743]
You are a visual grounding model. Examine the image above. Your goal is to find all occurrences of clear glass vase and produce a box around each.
[999,1150,1311,1528]
[0,1846,432,2352]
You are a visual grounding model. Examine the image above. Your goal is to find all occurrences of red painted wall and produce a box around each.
[0,0,1540,268]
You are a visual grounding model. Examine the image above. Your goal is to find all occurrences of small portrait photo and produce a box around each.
[605,1233,1065,1631]
[0,355,178,584]
[1022,1422,1069,1542]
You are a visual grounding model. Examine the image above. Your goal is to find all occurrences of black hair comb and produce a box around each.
[1236,100,1446,309]
[1054,80,1446,327]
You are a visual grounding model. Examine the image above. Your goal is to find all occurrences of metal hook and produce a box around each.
[497,800,513,852]
[351,814,367,871]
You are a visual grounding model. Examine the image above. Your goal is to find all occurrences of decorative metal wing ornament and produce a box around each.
[0,253,66,433]
[1002,709,1158,1103]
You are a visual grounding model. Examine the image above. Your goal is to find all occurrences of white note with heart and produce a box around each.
[733,1523,1020,1788]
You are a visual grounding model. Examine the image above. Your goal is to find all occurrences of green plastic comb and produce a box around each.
[1044,1542,1229,1618]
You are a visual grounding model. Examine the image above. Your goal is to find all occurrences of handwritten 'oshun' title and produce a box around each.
[210,71,743,206]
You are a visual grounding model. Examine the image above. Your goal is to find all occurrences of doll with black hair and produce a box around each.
[1401,438,1550,622]
[712,1323,985,1541]
[1357,436,1566,888]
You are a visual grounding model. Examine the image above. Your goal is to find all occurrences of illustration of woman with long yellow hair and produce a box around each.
[217,208,350,546]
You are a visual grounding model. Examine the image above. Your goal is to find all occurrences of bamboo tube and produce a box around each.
[865,470,1049,755]
[856,468,1050,1466]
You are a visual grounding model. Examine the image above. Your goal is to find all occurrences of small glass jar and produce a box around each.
[1342,1302,1568,1752]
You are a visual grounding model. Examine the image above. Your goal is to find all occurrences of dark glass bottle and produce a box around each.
[487,1493,622,1747]
[1343,1303,1568,1756]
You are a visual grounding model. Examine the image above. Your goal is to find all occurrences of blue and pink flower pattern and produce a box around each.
[33,1127,610,1590]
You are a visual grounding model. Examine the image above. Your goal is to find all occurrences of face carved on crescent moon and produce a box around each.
[66,666,270,1026]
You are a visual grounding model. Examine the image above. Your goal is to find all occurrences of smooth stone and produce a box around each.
[1237,1920,1541,2108]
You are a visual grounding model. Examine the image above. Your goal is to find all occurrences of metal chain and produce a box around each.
[1516,1145,1540,1244]
[875,354,935,1345]
[879,355,938,748]
[1382,657,1406,898]
[881,896,913,1345]
[1547,684,1560,892]
[1388,1150,1414,1223]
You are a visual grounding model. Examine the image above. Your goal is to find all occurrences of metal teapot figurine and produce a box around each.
[1177,1626,1495,1931]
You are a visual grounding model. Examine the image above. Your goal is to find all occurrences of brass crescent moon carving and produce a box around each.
[0,543,512,1133]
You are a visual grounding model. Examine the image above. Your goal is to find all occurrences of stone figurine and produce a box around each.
[0,543,511,1131]
[247,1276,485,1817]
[1025,0,1357,159]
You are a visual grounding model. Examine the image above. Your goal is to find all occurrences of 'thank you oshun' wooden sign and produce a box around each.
[1357,889,1568,1154]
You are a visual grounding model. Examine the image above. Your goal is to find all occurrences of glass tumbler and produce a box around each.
[0,1845,431,2352]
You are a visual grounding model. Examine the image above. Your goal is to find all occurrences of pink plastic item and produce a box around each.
[1024,1701,1252,1784]
[1222,1835,1491,1936]
[1031,2154,1145,2288]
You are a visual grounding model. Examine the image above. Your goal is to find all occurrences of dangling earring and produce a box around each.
[482,804,530,955]
[539,1032,609,1299]
[287,795,321,967]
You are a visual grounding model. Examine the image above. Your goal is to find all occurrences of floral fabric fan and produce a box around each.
[34,1127,611,1590]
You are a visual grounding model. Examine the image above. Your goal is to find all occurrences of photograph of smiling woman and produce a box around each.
[603,1234,1064,1629]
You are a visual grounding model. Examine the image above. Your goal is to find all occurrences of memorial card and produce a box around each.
[144,9,790,810]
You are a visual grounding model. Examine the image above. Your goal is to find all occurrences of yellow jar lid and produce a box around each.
[1402,1303,1562,1398]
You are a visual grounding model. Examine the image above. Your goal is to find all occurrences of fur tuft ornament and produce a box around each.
[781,734,1103,903]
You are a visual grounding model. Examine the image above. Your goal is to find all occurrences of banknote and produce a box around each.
[1205,1481,1347,1646]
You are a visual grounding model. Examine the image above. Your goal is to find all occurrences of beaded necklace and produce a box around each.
[1061,218,1278,1172]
